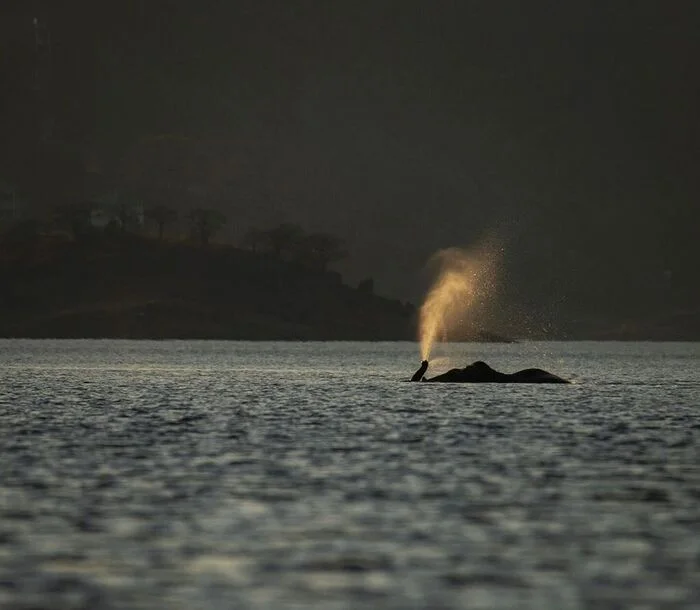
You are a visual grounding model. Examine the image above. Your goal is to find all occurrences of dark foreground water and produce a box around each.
[0,340,699,610]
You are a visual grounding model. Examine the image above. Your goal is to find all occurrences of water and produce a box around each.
[0,340,699,610]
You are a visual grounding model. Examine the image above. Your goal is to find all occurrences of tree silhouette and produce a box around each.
[2,218,42,245]
[242,227,266,253]
[300,232,347,271]
[113,200,142,234]
[188,208,226,246]
[121,134,228,216]
[265,223,305,259]
[53,202,94,241]
[145,204,177,240]
[357,277,374,294]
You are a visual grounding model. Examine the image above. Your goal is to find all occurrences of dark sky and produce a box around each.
[2,1,699,332]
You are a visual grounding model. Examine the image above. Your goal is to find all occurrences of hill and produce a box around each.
[0,234,424,340]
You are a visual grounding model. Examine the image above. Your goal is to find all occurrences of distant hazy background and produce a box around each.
[2,1,698,336]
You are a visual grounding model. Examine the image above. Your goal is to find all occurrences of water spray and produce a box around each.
[418,240,501,363]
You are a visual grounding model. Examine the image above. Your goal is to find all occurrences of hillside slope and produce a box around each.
[0,236,424,340]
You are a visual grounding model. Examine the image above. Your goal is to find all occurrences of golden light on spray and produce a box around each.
[419,240,501,361]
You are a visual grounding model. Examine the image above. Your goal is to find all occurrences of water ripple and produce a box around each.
[0,340,699,609]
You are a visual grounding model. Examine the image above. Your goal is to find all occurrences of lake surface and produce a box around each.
[0,340,699,609]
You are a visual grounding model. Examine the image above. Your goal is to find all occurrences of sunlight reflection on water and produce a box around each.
[0,340,699,609]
